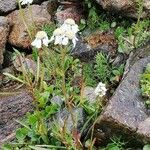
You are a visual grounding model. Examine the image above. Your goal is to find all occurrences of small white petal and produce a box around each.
[71,24,79,33]
[31,38,42,49]
[62,37,69,45]
[72,38,77,48]
[43,37,49,47]
[61,24,69,32]
[54,36,63,45]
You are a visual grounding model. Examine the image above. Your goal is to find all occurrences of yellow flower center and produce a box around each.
[36,31,47,39]
[53,28,64,36]
[64,18,75,25]
[65,31,75,39]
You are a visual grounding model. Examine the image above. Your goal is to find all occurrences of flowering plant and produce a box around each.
[94,82,107,97]
[31,18,79,49]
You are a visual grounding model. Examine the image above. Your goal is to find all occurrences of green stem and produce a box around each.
[60,46,76,128]
[18,2,32,39]
[60,46,67,100]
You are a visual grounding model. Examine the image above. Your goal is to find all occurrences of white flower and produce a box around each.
[50,28,78,47]
[94,82,107,97]
[19,0,33,5]
[49,28,65,45]
[61,18,79,34]
[31,31,49,49]
[63,31,78,47]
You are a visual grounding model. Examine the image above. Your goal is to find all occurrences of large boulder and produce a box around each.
[0,88,33,146]
[0,17,10,68]
[95,0,150,19]
[7,4,51,49]
[94,43,150,145]
[0,0,46,15]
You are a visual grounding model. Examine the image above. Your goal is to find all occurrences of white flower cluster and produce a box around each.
[19,0,33,5]
[31,18,79,49]
[49,18,79,47]
[94,82,107,97]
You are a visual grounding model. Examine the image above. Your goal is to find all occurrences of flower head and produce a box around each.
[19,0,33,5]
[94,82,107,97]
[61,18,79,34]
[50,28,78,47]
[49,18,79,47]
[64,18,76,25]
[31,31,49,49]
[63,31,78,47]
[49,28,65,45]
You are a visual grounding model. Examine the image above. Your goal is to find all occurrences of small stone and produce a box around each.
[55,107,85,133]
[83,87,97,104]
[51,96,64,107]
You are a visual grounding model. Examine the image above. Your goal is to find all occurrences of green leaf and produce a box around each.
[15,119,31,131]
[142,74,150,79]
[16,128,28,142]
[112,70,120,76]
[28,114,38,125]
[2,144,12,150]
[3,73,24,83]
[106,143,120,150]
[45,104,58,117]
[28,131,38,142]
[143,145,150,150]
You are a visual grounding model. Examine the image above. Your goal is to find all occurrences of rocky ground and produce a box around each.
[0,0,150,149]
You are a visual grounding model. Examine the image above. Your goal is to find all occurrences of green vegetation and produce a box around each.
[140,63,150,108]
[99,137,125,150]
[83,52,124,87]
[83,0,150,54]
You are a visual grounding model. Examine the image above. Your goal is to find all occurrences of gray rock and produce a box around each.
[0,17,10,67]
[55,2,84,24]
[83,87,97,104]
[123,41,150,78]
[95,0,150,19]
[55,107,85,133]
[0,0,46,15]
[94,54,150,144]
[137,117,150,143]
[51,95,64,107]
[0,88,33,145]
[0,0,16,15]
[72,32,117,62]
